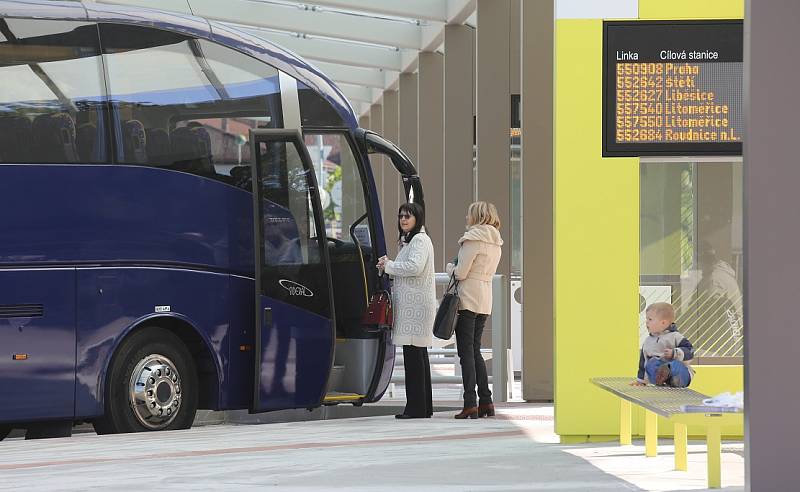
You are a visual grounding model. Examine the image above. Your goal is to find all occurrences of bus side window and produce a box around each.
[98,24,284,184]
[0,19,108,164]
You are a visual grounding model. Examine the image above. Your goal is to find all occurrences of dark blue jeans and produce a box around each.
[645,357,692,387]
[455,309,492,408]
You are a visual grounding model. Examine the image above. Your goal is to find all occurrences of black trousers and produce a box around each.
[402,345,433,417]
[455,309,492,408]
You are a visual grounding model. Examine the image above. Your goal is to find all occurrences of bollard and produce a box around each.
[491,274,511,402]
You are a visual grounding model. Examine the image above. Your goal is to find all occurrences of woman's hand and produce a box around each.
[376,255,388,271]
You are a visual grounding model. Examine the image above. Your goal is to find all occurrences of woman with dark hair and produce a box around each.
[377,202,436,419]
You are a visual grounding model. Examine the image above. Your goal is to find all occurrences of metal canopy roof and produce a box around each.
[93,0,477,117]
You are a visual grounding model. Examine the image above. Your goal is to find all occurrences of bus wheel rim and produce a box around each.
[128,354,182,430]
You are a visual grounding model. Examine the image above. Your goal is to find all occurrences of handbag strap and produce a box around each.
[446,273,459,294]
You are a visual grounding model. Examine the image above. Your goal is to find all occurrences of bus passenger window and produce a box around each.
[0,19,108,164]
[98,24,283,185]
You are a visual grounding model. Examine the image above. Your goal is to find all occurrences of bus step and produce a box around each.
[323,392,364,403]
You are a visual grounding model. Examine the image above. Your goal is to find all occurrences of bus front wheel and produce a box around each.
[93,327,198,435]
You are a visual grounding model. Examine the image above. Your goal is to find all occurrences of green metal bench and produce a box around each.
[591,377,743,489]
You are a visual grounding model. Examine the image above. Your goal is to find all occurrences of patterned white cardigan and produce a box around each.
[384,232,437,347]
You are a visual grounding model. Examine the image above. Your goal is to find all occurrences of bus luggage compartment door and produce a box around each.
[249,129,335,413]
[0,269,76,423]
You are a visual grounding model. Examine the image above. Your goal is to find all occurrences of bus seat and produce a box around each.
[32,113,78,163]
[230,165,251,189]
[170,125,218,177]
[76,123,96,162]
[145,128,170,166]
[122,120,147,164]
[0,116,32,162]
[188,125,214,175]
[169,126,202,173]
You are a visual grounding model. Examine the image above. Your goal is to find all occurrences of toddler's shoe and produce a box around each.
[655,364,672,386]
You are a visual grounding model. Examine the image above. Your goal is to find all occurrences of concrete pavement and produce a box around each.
[0,404,744,491]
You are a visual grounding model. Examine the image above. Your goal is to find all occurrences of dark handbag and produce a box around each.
[433,275,460,340]
[362,290,393,332]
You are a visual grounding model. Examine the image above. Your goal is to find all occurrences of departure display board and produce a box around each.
[603,21,743,156]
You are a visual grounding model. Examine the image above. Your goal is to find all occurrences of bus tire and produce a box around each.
[93,327,198,435]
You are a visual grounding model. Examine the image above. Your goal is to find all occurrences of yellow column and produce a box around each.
[707,422,722,488]
[554,18,639,440]
[645,410,658,457]
[620,400,632,445]
[674,422,688,471]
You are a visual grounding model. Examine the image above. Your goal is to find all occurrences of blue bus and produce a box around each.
[0,0,422,439]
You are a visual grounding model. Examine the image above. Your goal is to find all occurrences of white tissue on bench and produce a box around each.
[702,391,743,410]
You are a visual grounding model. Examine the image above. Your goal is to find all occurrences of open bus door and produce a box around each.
[249,129,335,413]
[353,129,424,403]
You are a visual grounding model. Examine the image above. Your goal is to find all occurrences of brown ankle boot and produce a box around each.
[454,407,478,419]
[478,403,495,418]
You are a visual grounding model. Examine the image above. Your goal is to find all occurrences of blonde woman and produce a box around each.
[446,202,503,419]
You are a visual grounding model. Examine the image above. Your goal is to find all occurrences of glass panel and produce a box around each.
[304,133,370,246]
[0,19,108,163]
[640,160,743,361]
[257,141,321,269]
[255,139,330,318]
[297,82,344,127]
[99,24,282,184]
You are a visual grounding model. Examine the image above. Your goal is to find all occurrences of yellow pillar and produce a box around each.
[674,422,688,471]
[620,400,632,445]
[554,18,639,440]
[707,422,722,488]
[645,410,658,457]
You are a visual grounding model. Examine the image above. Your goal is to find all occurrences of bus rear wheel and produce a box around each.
[93,327,198,435]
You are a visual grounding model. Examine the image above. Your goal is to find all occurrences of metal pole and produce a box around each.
[491,274,510,402]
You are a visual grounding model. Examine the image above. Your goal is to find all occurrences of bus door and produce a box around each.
[249,129,335,413]
[352,129,424,403]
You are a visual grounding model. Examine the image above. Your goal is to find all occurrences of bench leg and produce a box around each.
[645,410,658,457]
[620,400,632,445]
[707,422,722,488]
[674,422,688,471]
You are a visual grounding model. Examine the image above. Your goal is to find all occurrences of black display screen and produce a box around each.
[603,20,743,157]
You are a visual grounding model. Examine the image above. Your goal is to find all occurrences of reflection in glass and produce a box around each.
[257,141,320,267]
[0,19,108,163]
[99,24,282,182]
[640,160,743,361]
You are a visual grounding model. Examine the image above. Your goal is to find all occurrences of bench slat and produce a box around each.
[591,377,713,417]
